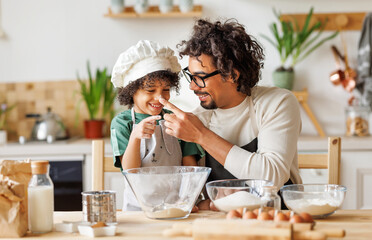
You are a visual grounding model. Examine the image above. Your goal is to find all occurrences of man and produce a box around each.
[159,19,302,209]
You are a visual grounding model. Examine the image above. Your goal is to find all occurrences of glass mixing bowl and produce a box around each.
[280,184,347,218]
[122,166,211,220]
[206,179,273,212]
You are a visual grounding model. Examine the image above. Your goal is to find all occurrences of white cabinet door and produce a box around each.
[341,151,372,209]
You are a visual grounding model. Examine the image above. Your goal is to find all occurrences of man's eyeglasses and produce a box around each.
[182,67,221,88]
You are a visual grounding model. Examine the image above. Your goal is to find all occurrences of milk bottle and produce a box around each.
[28,161,54,233]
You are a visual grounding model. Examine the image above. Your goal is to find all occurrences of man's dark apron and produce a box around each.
[205,97,292,209]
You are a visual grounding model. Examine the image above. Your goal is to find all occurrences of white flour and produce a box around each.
[147,208,188,219]
[213,191,262,212]
[285,198,340,215]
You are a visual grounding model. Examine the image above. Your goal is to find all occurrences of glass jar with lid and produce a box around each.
[28,161,54,233]
[345,105,370,137]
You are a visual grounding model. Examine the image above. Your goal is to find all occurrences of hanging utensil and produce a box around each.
[329,45,345,85]
[337,17,357,93]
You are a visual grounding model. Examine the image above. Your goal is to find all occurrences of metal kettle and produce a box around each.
[26,107,69,141]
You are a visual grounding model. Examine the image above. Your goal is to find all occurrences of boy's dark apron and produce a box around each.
[204,97,293,210]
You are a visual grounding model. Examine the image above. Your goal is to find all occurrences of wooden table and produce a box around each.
[19,210,372,239]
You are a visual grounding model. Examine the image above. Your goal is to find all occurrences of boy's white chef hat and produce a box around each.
[111,40,181,88]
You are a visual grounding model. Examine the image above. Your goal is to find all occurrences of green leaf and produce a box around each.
[294,31,339,65]
[76,61,116,121]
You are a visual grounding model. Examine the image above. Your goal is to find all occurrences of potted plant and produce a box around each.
[0,103,16,145]
[77,61,116,139]
[261,7,339,90]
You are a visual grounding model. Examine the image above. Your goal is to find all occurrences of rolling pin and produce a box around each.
[163,219,344,240]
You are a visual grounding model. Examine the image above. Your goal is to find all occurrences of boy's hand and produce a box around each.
[131,115,161,139]
[159,97,206,143]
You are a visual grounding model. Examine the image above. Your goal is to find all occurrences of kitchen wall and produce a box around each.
[1,0,372,137]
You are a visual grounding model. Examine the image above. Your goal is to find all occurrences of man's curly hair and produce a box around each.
[117,70,180,108]
[178,18,264,96]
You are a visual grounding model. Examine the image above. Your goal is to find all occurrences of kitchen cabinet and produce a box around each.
[298,136,372,210]
[104,5,202,18]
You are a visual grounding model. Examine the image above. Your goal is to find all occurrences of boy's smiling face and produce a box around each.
[133,79,171,115]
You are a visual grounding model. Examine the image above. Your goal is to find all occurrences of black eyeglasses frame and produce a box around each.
[182,67,221,88]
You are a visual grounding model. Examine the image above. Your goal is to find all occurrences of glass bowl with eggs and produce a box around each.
[280,184,347,218]
[123,166,211,220]
[206,179,273,212]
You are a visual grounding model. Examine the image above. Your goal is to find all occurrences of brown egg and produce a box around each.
[257,212,273,221]
[289,214,304,223]
[236,207,245,215]
[285,211,293,219]
[268,209,276,218]
[226,209,242,219]
[274,212,289,222]
[242,211,257,220]
[253,208,260,216]
[300,212,314,223]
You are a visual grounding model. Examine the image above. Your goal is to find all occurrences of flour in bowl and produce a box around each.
[213,191,262,212]
[285,198,340,216]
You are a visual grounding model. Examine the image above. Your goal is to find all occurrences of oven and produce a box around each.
[49,157,84,211]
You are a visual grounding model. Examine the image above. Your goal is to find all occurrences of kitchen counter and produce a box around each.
[298,136,372,151]
[2,136,372,156]
[0,137,112,157]
[16,210,372,239]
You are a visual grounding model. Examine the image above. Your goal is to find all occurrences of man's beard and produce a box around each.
[195,91,218,110]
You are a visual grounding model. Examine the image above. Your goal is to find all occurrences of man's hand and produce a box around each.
[159,97,206,143]
[131,115,161,140]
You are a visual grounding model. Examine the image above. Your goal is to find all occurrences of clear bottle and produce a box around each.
[260,186,281,214]
[28,161,54,233]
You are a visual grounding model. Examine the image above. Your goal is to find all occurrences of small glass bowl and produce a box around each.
[206,179,273,212]
[280,184,347,218]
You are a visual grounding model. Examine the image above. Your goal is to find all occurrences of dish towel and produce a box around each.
[357,12,372,109]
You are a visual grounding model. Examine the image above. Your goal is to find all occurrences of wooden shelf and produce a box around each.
[281,12,366,31]
[104,5,202,18]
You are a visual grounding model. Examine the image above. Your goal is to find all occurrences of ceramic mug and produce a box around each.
[179,0,193,12]
[134,0,149,14]
[111,0,124,14]
[159,0,173,13]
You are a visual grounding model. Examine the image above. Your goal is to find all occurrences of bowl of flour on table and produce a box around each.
[280,184,347,218]
[206,179,273,212]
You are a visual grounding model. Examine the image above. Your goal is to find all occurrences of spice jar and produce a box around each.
[345,105,370,137]
[28,161,54,233]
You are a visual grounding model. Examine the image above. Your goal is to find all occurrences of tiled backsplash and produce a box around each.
[0,80,101,141]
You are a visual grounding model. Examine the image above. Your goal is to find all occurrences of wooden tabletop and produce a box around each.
[20,210,372,239]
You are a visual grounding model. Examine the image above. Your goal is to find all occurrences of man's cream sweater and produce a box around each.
[194,86,302,188]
